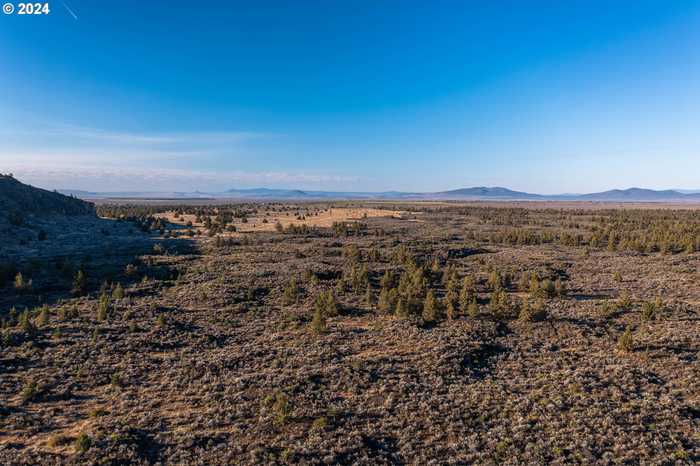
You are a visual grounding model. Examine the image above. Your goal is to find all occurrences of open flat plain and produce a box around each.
[1,200,698,465]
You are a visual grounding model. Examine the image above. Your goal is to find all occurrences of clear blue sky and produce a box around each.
[2,1,700,193]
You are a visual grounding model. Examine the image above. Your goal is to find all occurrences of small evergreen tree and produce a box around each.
[488,270,502,291]
[364,285,374,308]
[112,283,125,300]
[380,270,393,289]
[19,309,36,337]
[540,279,556,298]
[395,298,409,319]
[641,301,656,321]
[617,326,634,352]
[378,287,394,313]
[97,292,110,322]
[73,270,87,295]
[324,290,338,317]
[554,278,566,297]
[489,290,509,319]
[311,301,327,334]
[459,276,475,314]
[422,290,439,323]
[14,272,25,290]
[467,297,479,319]
[37,305,49,327]
[282,278,300,305]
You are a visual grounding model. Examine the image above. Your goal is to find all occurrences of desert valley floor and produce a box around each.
[1,200,698,465]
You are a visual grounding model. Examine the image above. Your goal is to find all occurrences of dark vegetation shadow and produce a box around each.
[571,293,612,302]
[460,342,509,380]
[0,216,198,318]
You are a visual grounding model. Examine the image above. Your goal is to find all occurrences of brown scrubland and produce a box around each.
[1,195,698,464]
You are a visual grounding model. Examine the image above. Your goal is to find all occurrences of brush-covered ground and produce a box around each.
[0,203,698,465]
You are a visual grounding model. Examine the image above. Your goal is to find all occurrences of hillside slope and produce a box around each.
[0,175,95,221]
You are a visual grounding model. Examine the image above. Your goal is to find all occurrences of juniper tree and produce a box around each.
[411,267,427,297]
[112,283,125,300]
[430,257,441,274]
[518,272,531,292]
[442,263,457,287]
[19,309,36,337]
[74,433,92,453]
[445,280,458,319]
[422,290,439,323]
[554,278,566,297]
[641,301,656,322]
[654,296,664,316]
[539,278,556,298]
[445,295,457,320]
[617,291,632,310]
[467,297,479,319]
[37,305,49,327]
[489,290,509,320]
[459,276,475,313]
[519,298,547,322]
[380,270,393,289]
[617,326,634,352]
[529,274,540,295]
[487,270,502,291]
[334,278,345,295]
[367,247,381,262]
[13,272,24,290]
[14,272,31,292]
[311,298,327,334]
[343,244,361,263]
[323,290,338,317]
[97,292,110,322]
[378,287,393,314]
[282,278,300,305]
[364,285,374,308]
[395,298,409,319]
[73,270,87,295]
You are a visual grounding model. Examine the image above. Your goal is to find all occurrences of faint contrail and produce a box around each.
[61,1,78,20]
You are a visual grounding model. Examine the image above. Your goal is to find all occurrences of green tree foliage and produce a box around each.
[518,299,547,322]
[283,277,300,305]
[617,326,634,352]
[37,305,49,327]
[422,290,439,323]
[311,301,327,333]
[97,292,110,321]
[489,290,509,319]
[14,272,32,292]
[73,270,87,295]
[364,285,374,308]
[459,276,476,314]
[467,297,479,319]
[395,298,409,319]
[112,283,125,300]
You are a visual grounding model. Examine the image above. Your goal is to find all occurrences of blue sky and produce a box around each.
[2,1,700,193]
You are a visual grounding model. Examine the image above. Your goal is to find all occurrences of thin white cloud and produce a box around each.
[6,124,276,146]
[61,1,78,20]
[6,165,360,192]
[0,149,219,167]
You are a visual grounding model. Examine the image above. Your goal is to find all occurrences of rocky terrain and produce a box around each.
[0,196,698,464]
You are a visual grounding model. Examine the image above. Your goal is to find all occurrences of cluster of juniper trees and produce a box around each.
[278,242,570,334]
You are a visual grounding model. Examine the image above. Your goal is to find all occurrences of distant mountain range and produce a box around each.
[56,186,700,202]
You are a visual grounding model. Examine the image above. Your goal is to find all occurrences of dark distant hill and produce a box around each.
[578,188,688,201]
[58,184,700,202]
[435,186,543,199]
[0,175,95,221]
[225,188,311,199]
